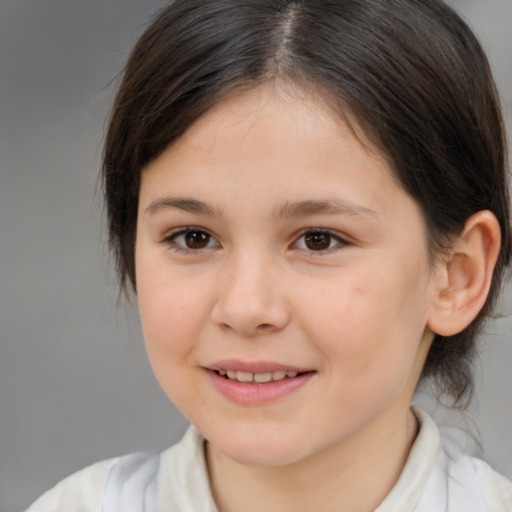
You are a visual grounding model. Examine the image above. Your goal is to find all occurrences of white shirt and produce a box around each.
[27,408,512,511]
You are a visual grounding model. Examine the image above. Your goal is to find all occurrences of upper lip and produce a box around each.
[206,360,312,374]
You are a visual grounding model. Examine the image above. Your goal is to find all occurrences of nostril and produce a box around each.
[211,290,291,335]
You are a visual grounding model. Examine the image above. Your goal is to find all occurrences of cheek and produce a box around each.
[136,268,209,418]
[297,259,429,380]
[136,259,208,364]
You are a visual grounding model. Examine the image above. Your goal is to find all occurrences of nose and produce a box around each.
[211,251,291,336]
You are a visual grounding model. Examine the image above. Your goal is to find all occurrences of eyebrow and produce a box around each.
[145,196,378,220]
[273,199,378,219]
[145,197,219,217]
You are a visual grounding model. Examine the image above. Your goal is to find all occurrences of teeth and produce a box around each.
[254,372,272,383]
[236,371,254,382]
[218,369,302,382]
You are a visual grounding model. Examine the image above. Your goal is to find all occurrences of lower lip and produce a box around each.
[205,369,314,406]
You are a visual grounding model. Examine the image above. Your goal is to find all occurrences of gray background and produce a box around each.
[0,1,510,511]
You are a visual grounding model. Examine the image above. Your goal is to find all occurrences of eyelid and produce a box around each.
[291,228,351,253]
[162,226,220,253]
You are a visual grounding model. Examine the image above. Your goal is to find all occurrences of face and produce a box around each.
[135,85,437,467]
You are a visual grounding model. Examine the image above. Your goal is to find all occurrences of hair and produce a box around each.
[102,0,510,406]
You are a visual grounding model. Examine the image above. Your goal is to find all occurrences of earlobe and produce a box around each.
[427,210,501,337]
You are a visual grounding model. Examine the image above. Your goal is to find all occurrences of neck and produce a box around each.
[206,406,418,512]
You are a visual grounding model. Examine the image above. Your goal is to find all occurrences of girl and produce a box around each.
[28,0,512,510]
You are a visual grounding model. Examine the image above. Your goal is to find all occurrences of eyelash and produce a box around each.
[162,227,350,255]
[292,229,350,253]
[162,227,219,254]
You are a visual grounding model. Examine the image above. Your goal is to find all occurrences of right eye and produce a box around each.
[164,228,219,252]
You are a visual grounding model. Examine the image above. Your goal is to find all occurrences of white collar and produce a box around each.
[158,407,491,512]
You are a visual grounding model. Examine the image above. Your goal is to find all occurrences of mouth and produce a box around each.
[214,369,306,383]
[205,362,315,405]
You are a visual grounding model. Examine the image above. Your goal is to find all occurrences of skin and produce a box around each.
[135,84,442,511]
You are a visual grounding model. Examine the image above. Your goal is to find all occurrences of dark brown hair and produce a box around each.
[103,0,510,405]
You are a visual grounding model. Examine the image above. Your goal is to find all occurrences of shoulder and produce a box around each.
[437,418,512,511]
[379,407,512,512]
[26,450,163,512]
[418,407,512,511]
[472,458,512,511]
[26,457,118,512]
[25,426,209,512]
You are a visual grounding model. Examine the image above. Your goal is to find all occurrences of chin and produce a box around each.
[223,444,304,467]
[206,424,316,467]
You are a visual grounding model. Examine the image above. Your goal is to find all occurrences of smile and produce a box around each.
[215,369,300,383]
[206,363,315,405]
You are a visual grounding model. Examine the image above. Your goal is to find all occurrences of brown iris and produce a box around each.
[184,230,210,249]
[304,232,332,251]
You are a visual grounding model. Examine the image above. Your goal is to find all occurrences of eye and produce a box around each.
[165,228,219,251]
[294,230,348,252]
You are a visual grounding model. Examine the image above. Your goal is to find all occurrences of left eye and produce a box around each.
[294,230,346,251]
[166,228,219,251]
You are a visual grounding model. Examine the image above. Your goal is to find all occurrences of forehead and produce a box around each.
[171,82,379,159]
[139,84,404,216]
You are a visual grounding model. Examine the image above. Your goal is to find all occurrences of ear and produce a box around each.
[427,210,501,337]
